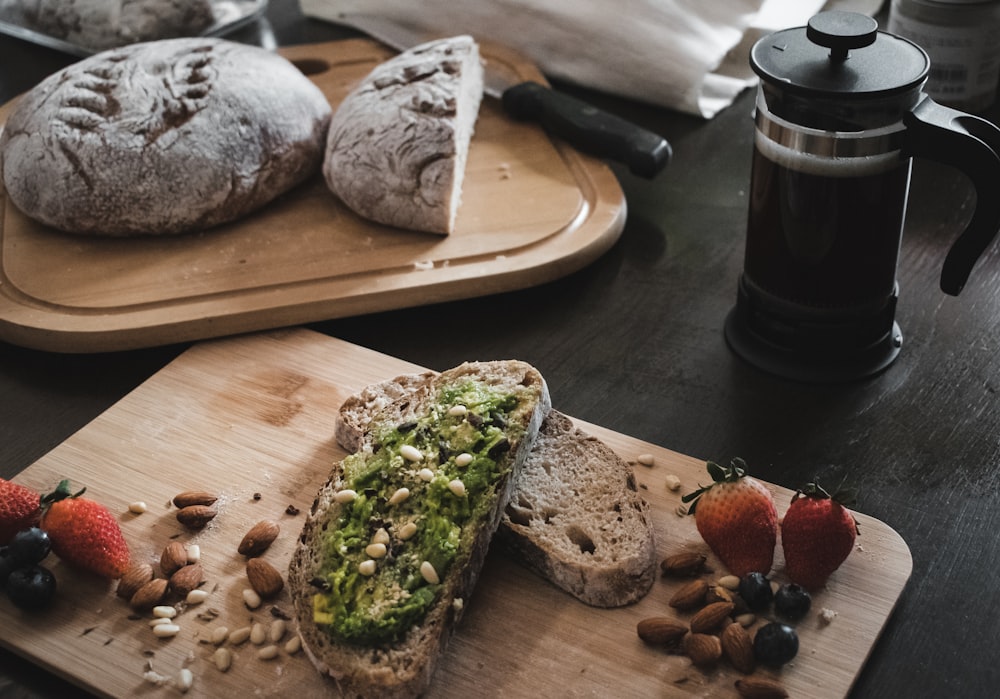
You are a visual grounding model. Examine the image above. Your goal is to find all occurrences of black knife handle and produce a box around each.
[501,81,672,179]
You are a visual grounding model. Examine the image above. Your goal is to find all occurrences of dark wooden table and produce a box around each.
[2,2,999,697]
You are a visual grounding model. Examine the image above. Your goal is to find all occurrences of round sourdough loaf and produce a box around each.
[0,0,215,51]
[0,38,332,236]
[323,35,483,235]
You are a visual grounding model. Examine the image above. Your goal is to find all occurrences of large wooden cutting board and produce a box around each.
[1,328,910,698]
[0,40,625,353]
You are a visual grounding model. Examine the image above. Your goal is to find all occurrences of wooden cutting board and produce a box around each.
[1,328,910,698]
[0,40,625,353]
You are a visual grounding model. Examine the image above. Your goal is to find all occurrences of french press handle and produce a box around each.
[903,96,1000,295]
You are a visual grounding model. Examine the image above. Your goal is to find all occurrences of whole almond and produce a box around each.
[690,601,735,634]
[176,504,217,529]
[660,551,707,577]
[669,578,710,610]
[130,578,169,610]
[238,520,280,557]
[246,558,284,598]
[636,617,688,646]
[734,675,789,699]
[169,563,204,596]
[117,562,154,599]
[683,633,722,668]
[160,541,189,577]
[172,491,218,508]
[721,622,756,674]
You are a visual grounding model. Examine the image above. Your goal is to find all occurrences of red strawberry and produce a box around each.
[682,458,778,577]
[780,482,859,590]
[39,480,131,579]
[0,477,41,544]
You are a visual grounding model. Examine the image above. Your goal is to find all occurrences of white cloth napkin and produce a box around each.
[300,0,884,118]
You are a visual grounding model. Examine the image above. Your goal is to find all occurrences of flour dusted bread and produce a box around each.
[0,0,215,51]
[0,38,331,236]
[289,361,550,698]
[323,35,483,234]
[335,374,658,608]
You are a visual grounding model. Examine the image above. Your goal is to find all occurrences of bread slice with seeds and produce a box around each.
[289,360,550,699]
[335,373,657,608]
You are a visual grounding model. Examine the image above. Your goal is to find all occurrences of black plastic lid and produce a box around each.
[751,11,929,100]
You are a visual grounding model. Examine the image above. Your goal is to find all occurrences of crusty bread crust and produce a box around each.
[334,374,658,608]
[289,361,550,698]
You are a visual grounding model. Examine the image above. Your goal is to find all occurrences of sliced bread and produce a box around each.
[335,373,658,608]
[288,360,551,698]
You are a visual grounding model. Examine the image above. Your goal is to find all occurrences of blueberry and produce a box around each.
[774,583,812,621]
[738,572,774,611]
[753,622,799,667]
[8,527,51,565]
[0,547,15,585]
[6,564,57,611]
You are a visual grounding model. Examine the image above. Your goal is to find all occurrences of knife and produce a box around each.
[331,14,672,179]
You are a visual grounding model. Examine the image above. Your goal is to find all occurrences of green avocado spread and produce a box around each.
[311,380,524,646]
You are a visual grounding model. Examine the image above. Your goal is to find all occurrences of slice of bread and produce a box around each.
[335,373,657,608]
[289,361,551,699]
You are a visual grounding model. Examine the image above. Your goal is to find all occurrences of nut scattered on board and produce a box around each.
[660,551,708,578]
[130,578,169,611]
[246,558,284,598]
[689,601,735,634]
[720,622,756,674]
[169,563,204,596]
[176,504,218,529]
[734,675,789,698]
[160,542,189,577]
[172,491,219,508]
[117,563,155,600]
[238,520,280,557]
[636,617,688,646]
[683,633,722,668]
[669,578,710,610]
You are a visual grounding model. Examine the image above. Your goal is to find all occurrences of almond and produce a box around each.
[705,583,734,606]
[659,551,707,577]
[734,675,789,698]
[246,558,284,598]
[176,504,217,529]
[636,617,688,646]
[668,578,710,610]
[116,563,154,600]
[683,633,722,668]
[159,541,189,576]
[238,520,280,557]
[130,578,169,611]
[169,563,204,596]
[690,601,735,634]
[721,622,756,674]
[172,490,218,508]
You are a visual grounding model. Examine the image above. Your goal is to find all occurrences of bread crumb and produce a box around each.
[664,474,682,491]
[636,453,655,466]
[818,607,838,625]
[413,260,434,271]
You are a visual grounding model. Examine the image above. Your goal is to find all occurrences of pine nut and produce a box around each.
[228,626,252,645]
[128,501,147,514]
[213,647,233,672]
[420,561,440,585]
[447,479,466,497]
[397,522,418,540]
[637,453,655,466]
[176,668,193,693]
[268,620,287,644]
[455,453,473,467]
[186,589,209,605]
[365,543,387,559]
[718,575,741,591]
[284,635,302,655]
[210,626,229,645]
[388,487,410,505]
[358,559,377,576]
[242,588,262,610]
[250,622,266,645]
[257,645,279,660]
[149,617,173,627]
[448,405,468,417]
[372,528,390,546]
[152,606,177,619]
[664,474,682,491]
[186,544,201,563]
[400,445,423,462]
[152,623,181,638]
[334,489,357,503]
[417,468,435,482]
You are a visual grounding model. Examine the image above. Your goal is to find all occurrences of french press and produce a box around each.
[724,11,1000,382]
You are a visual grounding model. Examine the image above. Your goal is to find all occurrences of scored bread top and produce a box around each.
[335,373,658,608]
[289,360,550,699]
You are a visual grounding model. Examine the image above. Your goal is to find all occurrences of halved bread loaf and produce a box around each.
[335,373,657,608]
[322,35,483,234]
[289,361,550,698]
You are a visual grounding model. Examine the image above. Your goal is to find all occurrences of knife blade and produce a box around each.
[331,14,672,178]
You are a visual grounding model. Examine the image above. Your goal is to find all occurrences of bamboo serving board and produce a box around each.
[0,40,625,353]
[1,328,911,698]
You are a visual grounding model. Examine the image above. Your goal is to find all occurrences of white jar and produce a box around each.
[888,0,1000,112]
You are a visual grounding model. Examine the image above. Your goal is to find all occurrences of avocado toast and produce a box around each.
[288,360,550,698]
